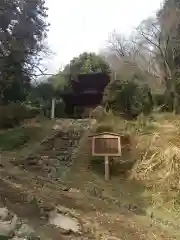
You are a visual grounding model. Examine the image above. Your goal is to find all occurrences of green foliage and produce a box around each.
[105,80,153,119]
[95,124,114,133]
[2,80,30,104]
[0,0,49,103]
[152,88,180,113]
[0,124,45,150]
[153,93,166,108]
[152,92,174,112]
[34,52,110,118]
[0,103,39,129]
[27,82,54,111]
[156,0,180,113]
[23,104,41,117]
[0,127,30,150]
[27,82,66,118]
[63,52,110,77]
[47,72,68,92]
[0,236,9,240]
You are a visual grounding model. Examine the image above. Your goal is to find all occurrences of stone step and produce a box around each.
[21,120,91,178]
[57,156,70,161]
[38,151,70,156]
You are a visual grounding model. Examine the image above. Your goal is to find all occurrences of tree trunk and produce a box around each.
[172,80,179,114]
[173,91,179,114]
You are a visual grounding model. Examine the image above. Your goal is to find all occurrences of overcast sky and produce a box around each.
[45,0,162,73]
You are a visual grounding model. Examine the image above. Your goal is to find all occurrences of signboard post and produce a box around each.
[90,132,122,180]
[105,155,109,181]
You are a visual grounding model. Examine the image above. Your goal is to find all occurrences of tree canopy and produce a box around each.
[43,52,110,93]
[2,0,180,118]
[0,0,49,103]
[63,52,110,77]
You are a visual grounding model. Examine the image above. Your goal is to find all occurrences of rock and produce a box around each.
[53,125,62,130]
[0,157,4,168]
[16,224,35,239]
[49,210,81,234]
[61,186,69,191]
[124,204,146,215]
[0,215,18,236]
[68,188,80,193]
[0,208,9,221]
[11,237,28,240]
[146,209,154,218]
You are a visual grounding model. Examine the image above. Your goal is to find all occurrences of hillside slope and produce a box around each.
[0,116,180,239]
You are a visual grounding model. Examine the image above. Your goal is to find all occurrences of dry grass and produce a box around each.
[96,112,180,212]
[0,117,57,165]
[1,116,180,239]
[69,112,180,211]
[60,112,180,238]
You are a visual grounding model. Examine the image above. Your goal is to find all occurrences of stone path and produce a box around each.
[21,119,93,180]
[0,207,39,240]
[0,119,95,240]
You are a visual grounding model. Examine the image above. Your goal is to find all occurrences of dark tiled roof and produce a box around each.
[71,72,110,94]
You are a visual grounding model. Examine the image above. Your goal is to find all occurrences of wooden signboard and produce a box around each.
[90,132,121,180]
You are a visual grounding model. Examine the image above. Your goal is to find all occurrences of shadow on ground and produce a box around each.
[88,156,151,216]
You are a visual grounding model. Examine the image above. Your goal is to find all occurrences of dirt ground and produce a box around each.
[1,166,178,240]
[0,118,180,239]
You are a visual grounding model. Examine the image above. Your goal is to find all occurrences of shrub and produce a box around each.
[0,103,40,129]
[0,127,30,150]
[95,124,114,133]
[91,106,104,120]
[104,80,153,119]
[23,104,41,118]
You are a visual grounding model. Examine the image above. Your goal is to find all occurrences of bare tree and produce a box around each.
[106,30,160,77]
[136,7,180,112]
[107,31,139,60]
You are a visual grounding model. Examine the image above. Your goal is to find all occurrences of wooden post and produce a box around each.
[104,156,110,180]
[51,97,56,120]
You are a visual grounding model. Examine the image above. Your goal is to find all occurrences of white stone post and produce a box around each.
[51,97,56,119]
